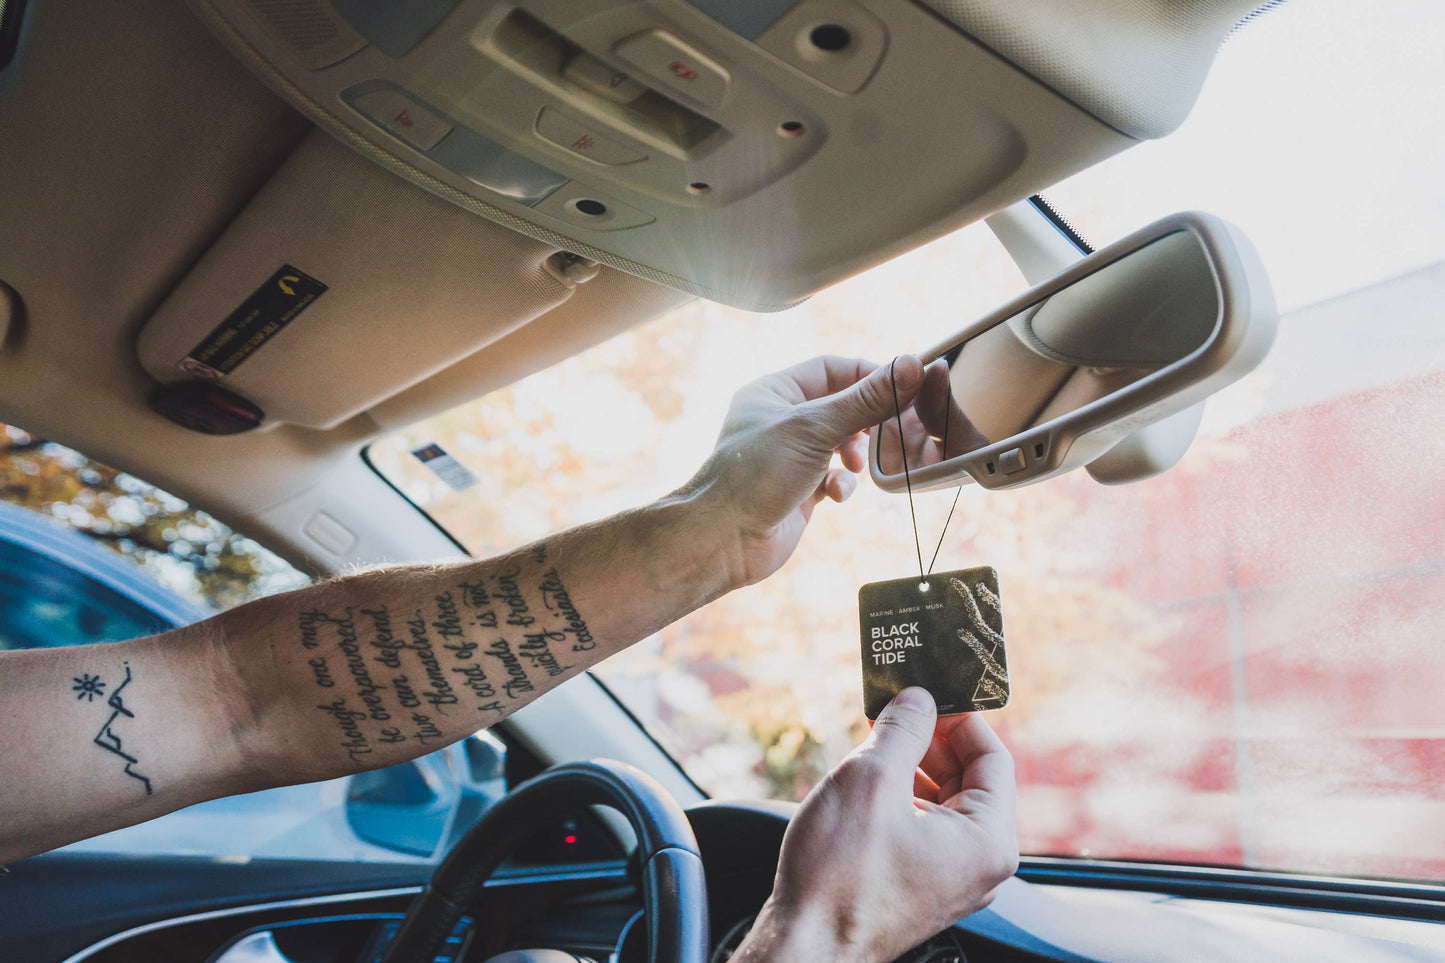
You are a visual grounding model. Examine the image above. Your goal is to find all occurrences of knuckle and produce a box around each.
[834,752,890,798]
[988,846,1020,884]
[874,708,931,743]
[779,407,830,449]
[857,374,893,418]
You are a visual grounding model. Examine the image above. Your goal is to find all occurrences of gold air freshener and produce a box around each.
[859,566,1009,719]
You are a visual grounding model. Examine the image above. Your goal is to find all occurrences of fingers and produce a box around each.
[862,687,938,792]
[822,467,858,503]
[836,431,869,473]
[914,360,991,458]
[805,356,925,447]
[937,713,1016,812]
[913,767,940,804]
[919,730,965,792]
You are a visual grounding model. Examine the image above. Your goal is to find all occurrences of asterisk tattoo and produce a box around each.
[73,673,106,702]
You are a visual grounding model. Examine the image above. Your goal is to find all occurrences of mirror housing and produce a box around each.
[870,211,1276,493]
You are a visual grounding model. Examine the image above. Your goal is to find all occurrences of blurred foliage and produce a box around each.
[1,424,308,612]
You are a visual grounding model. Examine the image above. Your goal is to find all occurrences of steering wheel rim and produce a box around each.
[379,758,710,963]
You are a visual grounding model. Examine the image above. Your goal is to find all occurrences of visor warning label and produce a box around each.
[178,265,327,380]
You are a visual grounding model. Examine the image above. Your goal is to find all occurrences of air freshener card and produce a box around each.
[859,566,1009,719]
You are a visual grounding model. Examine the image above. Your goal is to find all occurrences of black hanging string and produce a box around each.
[889,359,967,582]
[888,358,925,580]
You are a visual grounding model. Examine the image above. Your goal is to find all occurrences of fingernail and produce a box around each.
[899,356,924,389]
[893,686,935,713]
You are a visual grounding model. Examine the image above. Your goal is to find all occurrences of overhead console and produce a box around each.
[185,0,1143,310]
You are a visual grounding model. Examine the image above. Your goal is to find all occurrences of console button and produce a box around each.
[429,126,569,206]
[999,447,1026,474]
[561,52,648,105]
[350,87,453,151]
[536,108,646,165]
[613,30,729,109]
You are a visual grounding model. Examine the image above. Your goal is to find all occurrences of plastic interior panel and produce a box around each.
[186,0,1134,310]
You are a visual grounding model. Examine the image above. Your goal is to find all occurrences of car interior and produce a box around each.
[2,0,1443,961]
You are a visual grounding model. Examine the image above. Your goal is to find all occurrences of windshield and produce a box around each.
[370,0,1445,881]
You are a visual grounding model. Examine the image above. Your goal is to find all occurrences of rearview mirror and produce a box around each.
[870,212,1277,492]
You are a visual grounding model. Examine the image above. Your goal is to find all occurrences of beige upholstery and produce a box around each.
[915,0,1263,137]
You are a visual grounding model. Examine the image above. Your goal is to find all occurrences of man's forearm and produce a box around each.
[0,356,921,865]
[0,488,738,863]
[224,487,738,787]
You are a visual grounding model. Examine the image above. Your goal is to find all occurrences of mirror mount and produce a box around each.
[871,211,1276,493]
[1085,401,1204,485]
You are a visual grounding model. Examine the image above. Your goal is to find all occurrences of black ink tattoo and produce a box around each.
[483,639,535,699]
[316,696,373,763]
[450,661,498,706]
[493,566,535,628]
[410,712,444,746]
[458,581,498,628]
[538,568,595,652]
[308,657,336,688]
[518,628,573,678]
[405,611,458,712]
[88,663,153,794]
[361,606,401,669]
[530,543,547,564]
[392,675,420,708]
[72,674,106,702]
[432,592,466,648]
[299,609,391,721]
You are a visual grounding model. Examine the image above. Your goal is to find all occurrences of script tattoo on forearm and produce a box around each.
[72,663,153,794]
[539,567,595,652]
[297,545,598,764]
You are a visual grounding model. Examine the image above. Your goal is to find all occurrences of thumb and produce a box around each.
[865,686,937,784]
[811,356,925,443]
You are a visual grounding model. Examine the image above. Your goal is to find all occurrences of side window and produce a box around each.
[0,525,176,650]
[0,424,306,619]
[1,424,511,863]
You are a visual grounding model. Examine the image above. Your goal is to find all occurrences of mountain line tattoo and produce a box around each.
[87,663,153,794]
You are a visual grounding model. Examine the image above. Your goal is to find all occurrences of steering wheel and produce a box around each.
[379,759,710,963]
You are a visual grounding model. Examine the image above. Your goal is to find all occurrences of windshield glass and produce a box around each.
[370,0,1445,881]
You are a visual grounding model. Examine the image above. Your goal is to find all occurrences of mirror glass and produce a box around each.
[877,231,1220,475]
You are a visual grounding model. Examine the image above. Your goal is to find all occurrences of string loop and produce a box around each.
[888,358,966,581]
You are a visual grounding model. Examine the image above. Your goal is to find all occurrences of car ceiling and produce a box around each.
[0,0,1257,572]
[0,0,690,569]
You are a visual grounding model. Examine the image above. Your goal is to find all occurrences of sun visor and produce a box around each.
[137,131,576,430]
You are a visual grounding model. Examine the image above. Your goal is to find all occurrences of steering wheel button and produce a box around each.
[613,30,730,109]
[536,108,646,165]
[350,87,453,151]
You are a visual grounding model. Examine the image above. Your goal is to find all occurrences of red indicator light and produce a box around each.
[564,835,577,844]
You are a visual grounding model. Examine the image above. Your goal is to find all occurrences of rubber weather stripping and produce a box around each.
[1027,194,1093,255]
[0,0,29,72]
[1229,0,1292,39]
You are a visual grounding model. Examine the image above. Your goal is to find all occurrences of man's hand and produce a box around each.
[687,355,927,587]
[736,688,1018,963]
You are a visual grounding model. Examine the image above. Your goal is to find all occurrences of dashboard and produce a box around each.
[24,800,1445,963]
